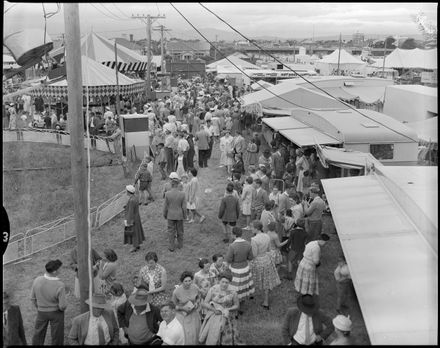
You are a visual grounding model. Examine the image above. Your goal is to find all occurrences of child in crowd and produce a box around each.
[209,253,228,284]
[156,142,167,180]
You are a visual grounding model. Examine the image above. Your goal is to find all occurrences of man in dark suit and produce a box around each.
[195,123,210,168]
[271,146,285,191]
[3,291,27,347]
[68,294,119,345]
[163,173,187,252]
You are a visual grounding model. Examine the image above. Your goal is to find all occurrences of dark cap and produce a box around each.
[45,259,63,273]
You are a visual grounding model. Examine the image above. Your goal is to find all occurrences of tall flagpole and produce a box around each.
[63,3,90,314]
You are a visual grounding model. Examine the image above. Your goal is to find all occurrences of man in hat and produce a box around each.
[124,185,145,253]
[303,187,326,241]
[68,294,119,345]
[31,259,67,345]
[195,123,210,168]
[281,294,334,345]
[3,290,27,347]
[163,172,187,251]
[164,129,176,175]
[117,285,163,345]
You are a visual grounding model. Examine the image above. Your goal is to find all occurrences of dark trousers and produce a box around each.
[307,220,323,242]
[32,310,64,345]
[336,279,352,311]
[183,151,189,171]
[168,219,184,250]
[158,162,167,179]
[187,149,195,169]
[165,147,174,174]
[198,149,208,167]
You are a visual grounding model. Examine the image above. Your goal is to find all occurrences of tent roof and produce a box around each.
[321,166,437,345]
[318,48,366,65]
[380,48,437,70]
[262,116,309,131]
[50,56,140,87]
[250,79,274,91]
[280,128,340,146]
[307,108,418,143]
[207,55,259,70]
[407,117,438,143]
[240,82,347,110]
[49,31,148,65]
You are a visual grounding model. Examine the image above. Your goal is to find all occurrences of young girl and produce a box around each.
[267,221,289,268]
[176,150,186,179]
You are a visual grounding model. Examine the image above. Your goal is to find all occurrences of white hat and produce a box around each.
[10,103,14,106]
[105,106,110,110]
[169,172,180,180]
[332,315,352,332]
[210,107,215,111]
[126,185,136,194]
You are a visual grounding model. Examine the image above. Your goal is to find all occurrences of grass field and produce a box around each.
[3,139,370,345]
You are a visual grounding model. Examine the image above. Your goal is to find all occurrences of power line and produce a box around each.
[197,2,418,143]
[168,3,323,112]
[88,3,121,21]
[98,3,131,21]
[111,3,132,19]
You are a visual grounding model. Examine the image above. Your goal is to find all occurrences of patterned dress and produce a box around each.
[294,241,321,295]
[172,283,202,345]
[199,285,241,345]
[250,233,281,291]
[138,263,168,306]
[267,231,283,265]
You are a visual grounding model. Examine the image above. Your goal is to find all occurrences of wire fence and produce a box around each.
[2,128,116,153]
[3,190,127,266]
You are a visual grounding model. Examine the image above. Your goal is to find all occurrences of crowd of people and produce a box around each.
[4,76,356,346]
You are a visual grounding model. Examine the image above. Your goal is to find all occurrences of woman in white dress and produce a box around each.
[295,148,310,194]
[219,130,234,173]
[241,176,255,230]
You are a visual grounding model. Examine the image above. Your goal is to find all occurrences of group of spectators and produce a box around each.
[4,76,356,346]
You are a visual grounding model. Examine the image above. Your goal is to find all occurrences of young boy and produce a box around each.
[156,142,167,180]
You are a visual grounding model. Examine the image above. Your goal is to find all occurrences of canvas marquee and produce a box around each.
[49,32,148,72]
[315,49,367,76]
[30,56,146,98]
[374,48,437,70]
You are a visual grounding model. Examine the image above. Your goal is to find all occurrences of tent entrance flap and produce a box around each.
[279,128,341,147]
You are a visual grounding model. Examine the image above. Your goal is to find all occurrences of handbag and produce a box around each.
[145,334,163,345]
[124,225,134,238]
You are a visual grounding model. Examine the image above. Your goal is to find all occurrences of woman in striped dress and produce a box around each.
[225,227,255,314]
[294,233,330,296]
[250,220,281,309]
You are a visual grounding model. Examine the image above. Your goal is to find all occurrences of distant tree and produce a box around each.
[411,11,437,48]
[400,38,419,49]
[384,36,397,49]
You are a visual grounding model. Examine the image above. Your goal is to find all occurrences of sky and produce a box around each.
[3,2,438,41]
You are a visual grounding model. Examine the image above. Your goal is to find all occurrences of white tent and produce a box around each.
[375,48,437,70]
[250,80,274,91]
[322,166,437,345]
[315,49,366,76]
[240,81,347,115]
[48,31,148,72]
[207,55,259,73]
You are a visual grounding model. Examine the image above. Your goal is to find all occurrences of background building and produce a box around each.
[166,40,211,61]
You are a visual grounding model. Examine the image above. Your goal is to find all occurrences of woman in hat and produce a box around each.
[281,294,334,345]
[172,271,202,345]
[124,185,145,252]
[250,220,281,309]
[199,271,241,345]
[327,315,353,345]
[294,233,330,296]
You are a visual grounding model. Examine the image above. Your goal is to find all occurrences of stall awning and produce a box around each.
[262,116,309,131]
[343,85,386,104]
[321,171,438,345]
[316,145,382,169]
[279,128,341,146]
[318,87,357,101]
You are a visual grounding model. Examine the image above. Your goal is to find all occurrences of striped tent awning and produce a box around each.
[29,56,146,98]
[48,31,149,72]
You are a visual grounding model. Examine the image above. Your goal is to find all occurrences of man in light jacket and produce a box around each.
[68,294,119,345]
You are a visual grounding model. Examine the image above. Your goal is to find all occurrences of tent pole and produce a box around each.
[336,33,342,75]
[114,42,120,118]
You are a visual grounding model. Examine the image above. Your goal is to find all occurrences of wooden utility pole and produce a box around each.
[114,42,120,117]
[132,14,165,100]
[153,25,171,74]
[63,3,90,314]
[336,33,342,75]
